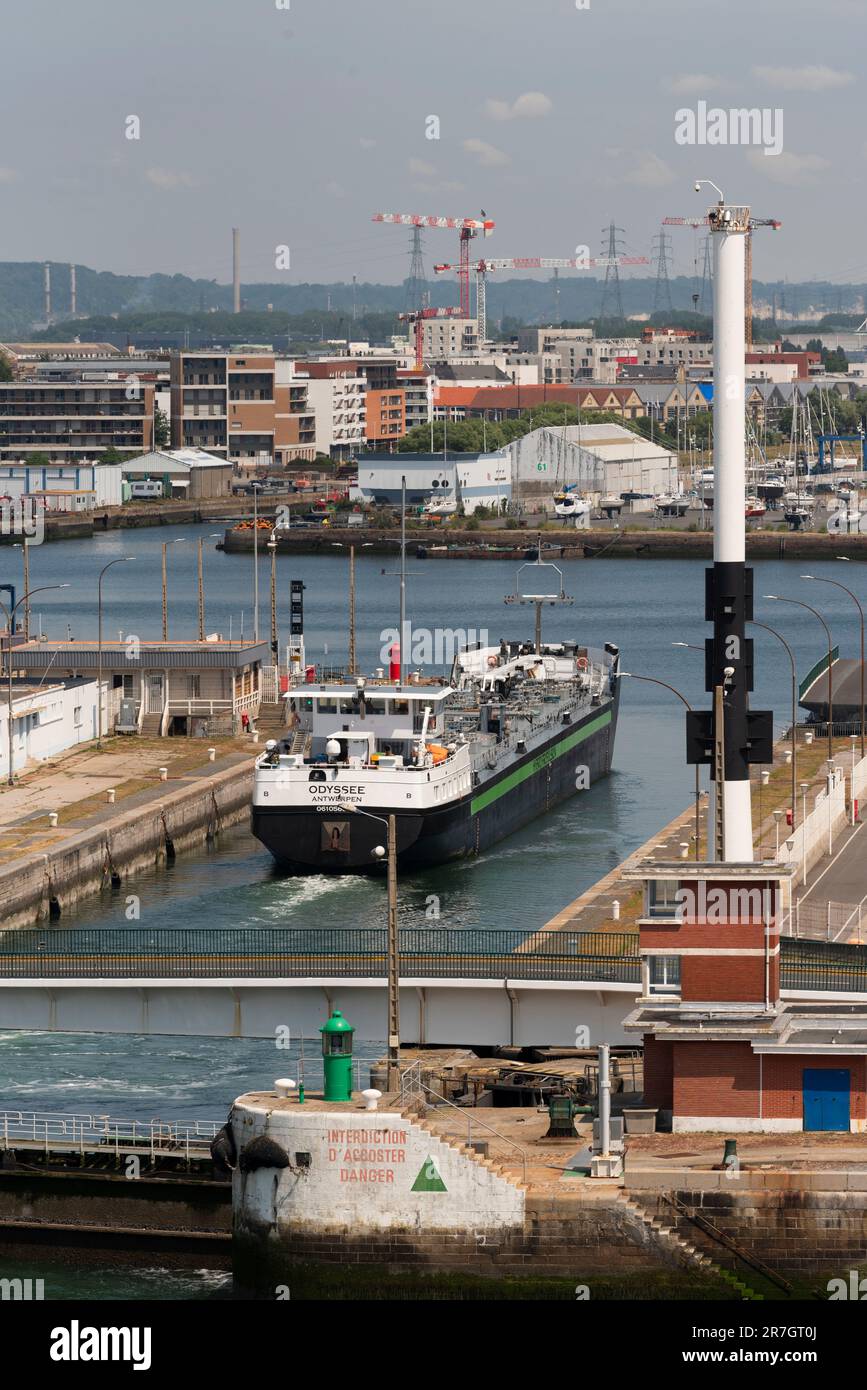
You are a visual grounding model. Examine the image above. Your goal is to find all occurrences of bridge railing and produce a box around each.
[780,938,867,994]
[0,926,642,982]
[0,927,864,992]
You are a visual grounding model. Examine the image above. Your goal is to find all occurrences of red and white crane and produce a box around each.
[373,211,495,317]
[398,305,464,369]
[434,254,650,342]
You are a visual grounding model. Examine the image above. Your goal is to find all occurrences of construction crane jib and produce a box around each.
[373,212,495,317]
[433,253,649,342]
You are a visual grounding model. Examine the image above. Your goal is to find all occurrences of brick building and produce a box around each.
[624,861,867,1133]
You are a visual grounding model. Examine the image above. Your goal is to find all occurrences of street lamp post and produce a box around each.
[12,543,31,641]
[268,531,278,665]
[751,620,798,830]
[619,671,701,858]
[765,594,834,762]
[197,533,222,641]
[252,483,262,644]
[0,584,69,786]
[161,538,187,642]
[339,802,401,1091]
[98,557,135,748]
[803,569,864,760]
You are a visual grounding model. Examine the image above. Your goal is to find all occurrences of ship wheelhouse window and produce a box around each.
[393,698,409,715]
[317,697,337,714]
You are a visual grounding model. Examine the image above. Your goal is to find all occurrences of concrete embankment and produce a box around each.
[0,1169,230,1268]
[0,761,253,929]
[222,523,867,560]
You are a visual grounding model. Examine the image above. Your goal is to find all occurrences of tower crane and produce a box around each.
[398,306,464,369]
[373,211,495,317]
[433,253,649,342]
[664,214,781,347]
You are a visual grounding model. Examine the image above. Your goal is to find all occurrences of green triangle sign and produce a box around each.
[411,1157,447,1192]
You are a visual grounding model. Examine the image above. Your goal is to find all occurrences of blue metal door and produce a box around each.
[803,1068,850,1132]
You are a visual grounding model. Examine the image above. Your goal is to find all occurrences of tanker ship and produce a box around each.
[251,557,620,873]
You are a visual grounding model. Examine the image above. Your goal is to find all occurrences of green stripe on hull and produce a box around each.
[470,708,613,815]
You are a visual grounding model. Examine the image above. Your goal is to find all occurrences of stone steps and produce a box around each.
[403,1108,529,1193]
[619,1193,764,1299]
[256,702,286,734]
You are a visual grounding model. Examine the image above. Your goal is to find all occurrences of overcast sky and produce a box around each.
[1,0,864,288]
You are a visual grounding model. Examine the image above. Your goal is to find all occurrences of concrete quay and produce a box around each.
[0,736,255,928]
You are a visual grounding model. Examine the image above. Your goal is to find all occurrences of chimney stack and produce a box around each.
[43,263,51,322]
[69,264,77,317]
[232,228,241,313]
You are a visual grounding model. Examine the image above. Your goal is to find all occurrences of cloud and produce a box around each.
[463,138,510,168]
[752,64,853,91]
[408,157,437,177]
[484,91,552,121]
[412,180,465,196]
[0,168,18,184]
[666,73,725,95]
[324,180,347,198]
[621,151,677,188]
[359,137,377,149]
[145,167,194,190]
[746,149,829,184]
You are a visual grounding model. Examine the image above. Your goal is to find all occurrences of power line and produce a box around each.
[598,222,625,320]
[651,228,673,315]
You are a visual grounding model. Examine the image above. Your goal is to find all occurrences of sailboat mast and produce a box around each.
[348,543,356,676]
[399,474,406,685]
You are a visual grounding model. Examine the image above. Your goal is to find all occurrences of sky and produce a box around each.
[1,0,865,290]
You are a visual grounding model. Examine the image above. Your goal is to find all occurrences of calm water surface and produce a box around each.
[1,528,863,1112]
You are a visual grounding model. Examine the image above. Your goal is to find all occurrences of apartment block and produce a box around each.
[0,381,154,462]
[421,317,479,361]
[397,368,433,434]
[285,362,366,459]
[365,388,405,446]
[170,352,315,467]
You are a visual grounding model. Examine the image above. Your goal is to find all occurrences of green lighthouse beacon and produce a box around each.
[320,1010,354,1103]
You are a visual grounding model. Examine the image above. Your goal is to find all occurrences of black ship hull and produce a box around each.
[251,695,618,873]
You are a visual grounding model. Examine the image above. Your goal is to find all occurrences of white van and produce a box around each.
[129,479,164,500]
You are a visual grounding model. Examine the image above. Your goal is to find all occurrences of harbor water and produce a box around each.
[0,524,864,1295]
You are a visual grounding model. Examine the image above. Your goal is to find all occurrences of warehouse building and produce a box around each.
[508,423,678,504]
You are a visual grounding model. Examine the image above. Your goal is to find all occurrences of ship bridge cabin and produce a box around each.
[277,682,455,769]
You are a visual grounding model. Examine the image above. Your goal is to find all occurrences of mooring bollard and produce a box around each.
[159,767,168,782]
[612,899,620,921]
[107,788,116,804]
[680,841,690,859]
[208,747,216,762]
[48,811,58,828]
